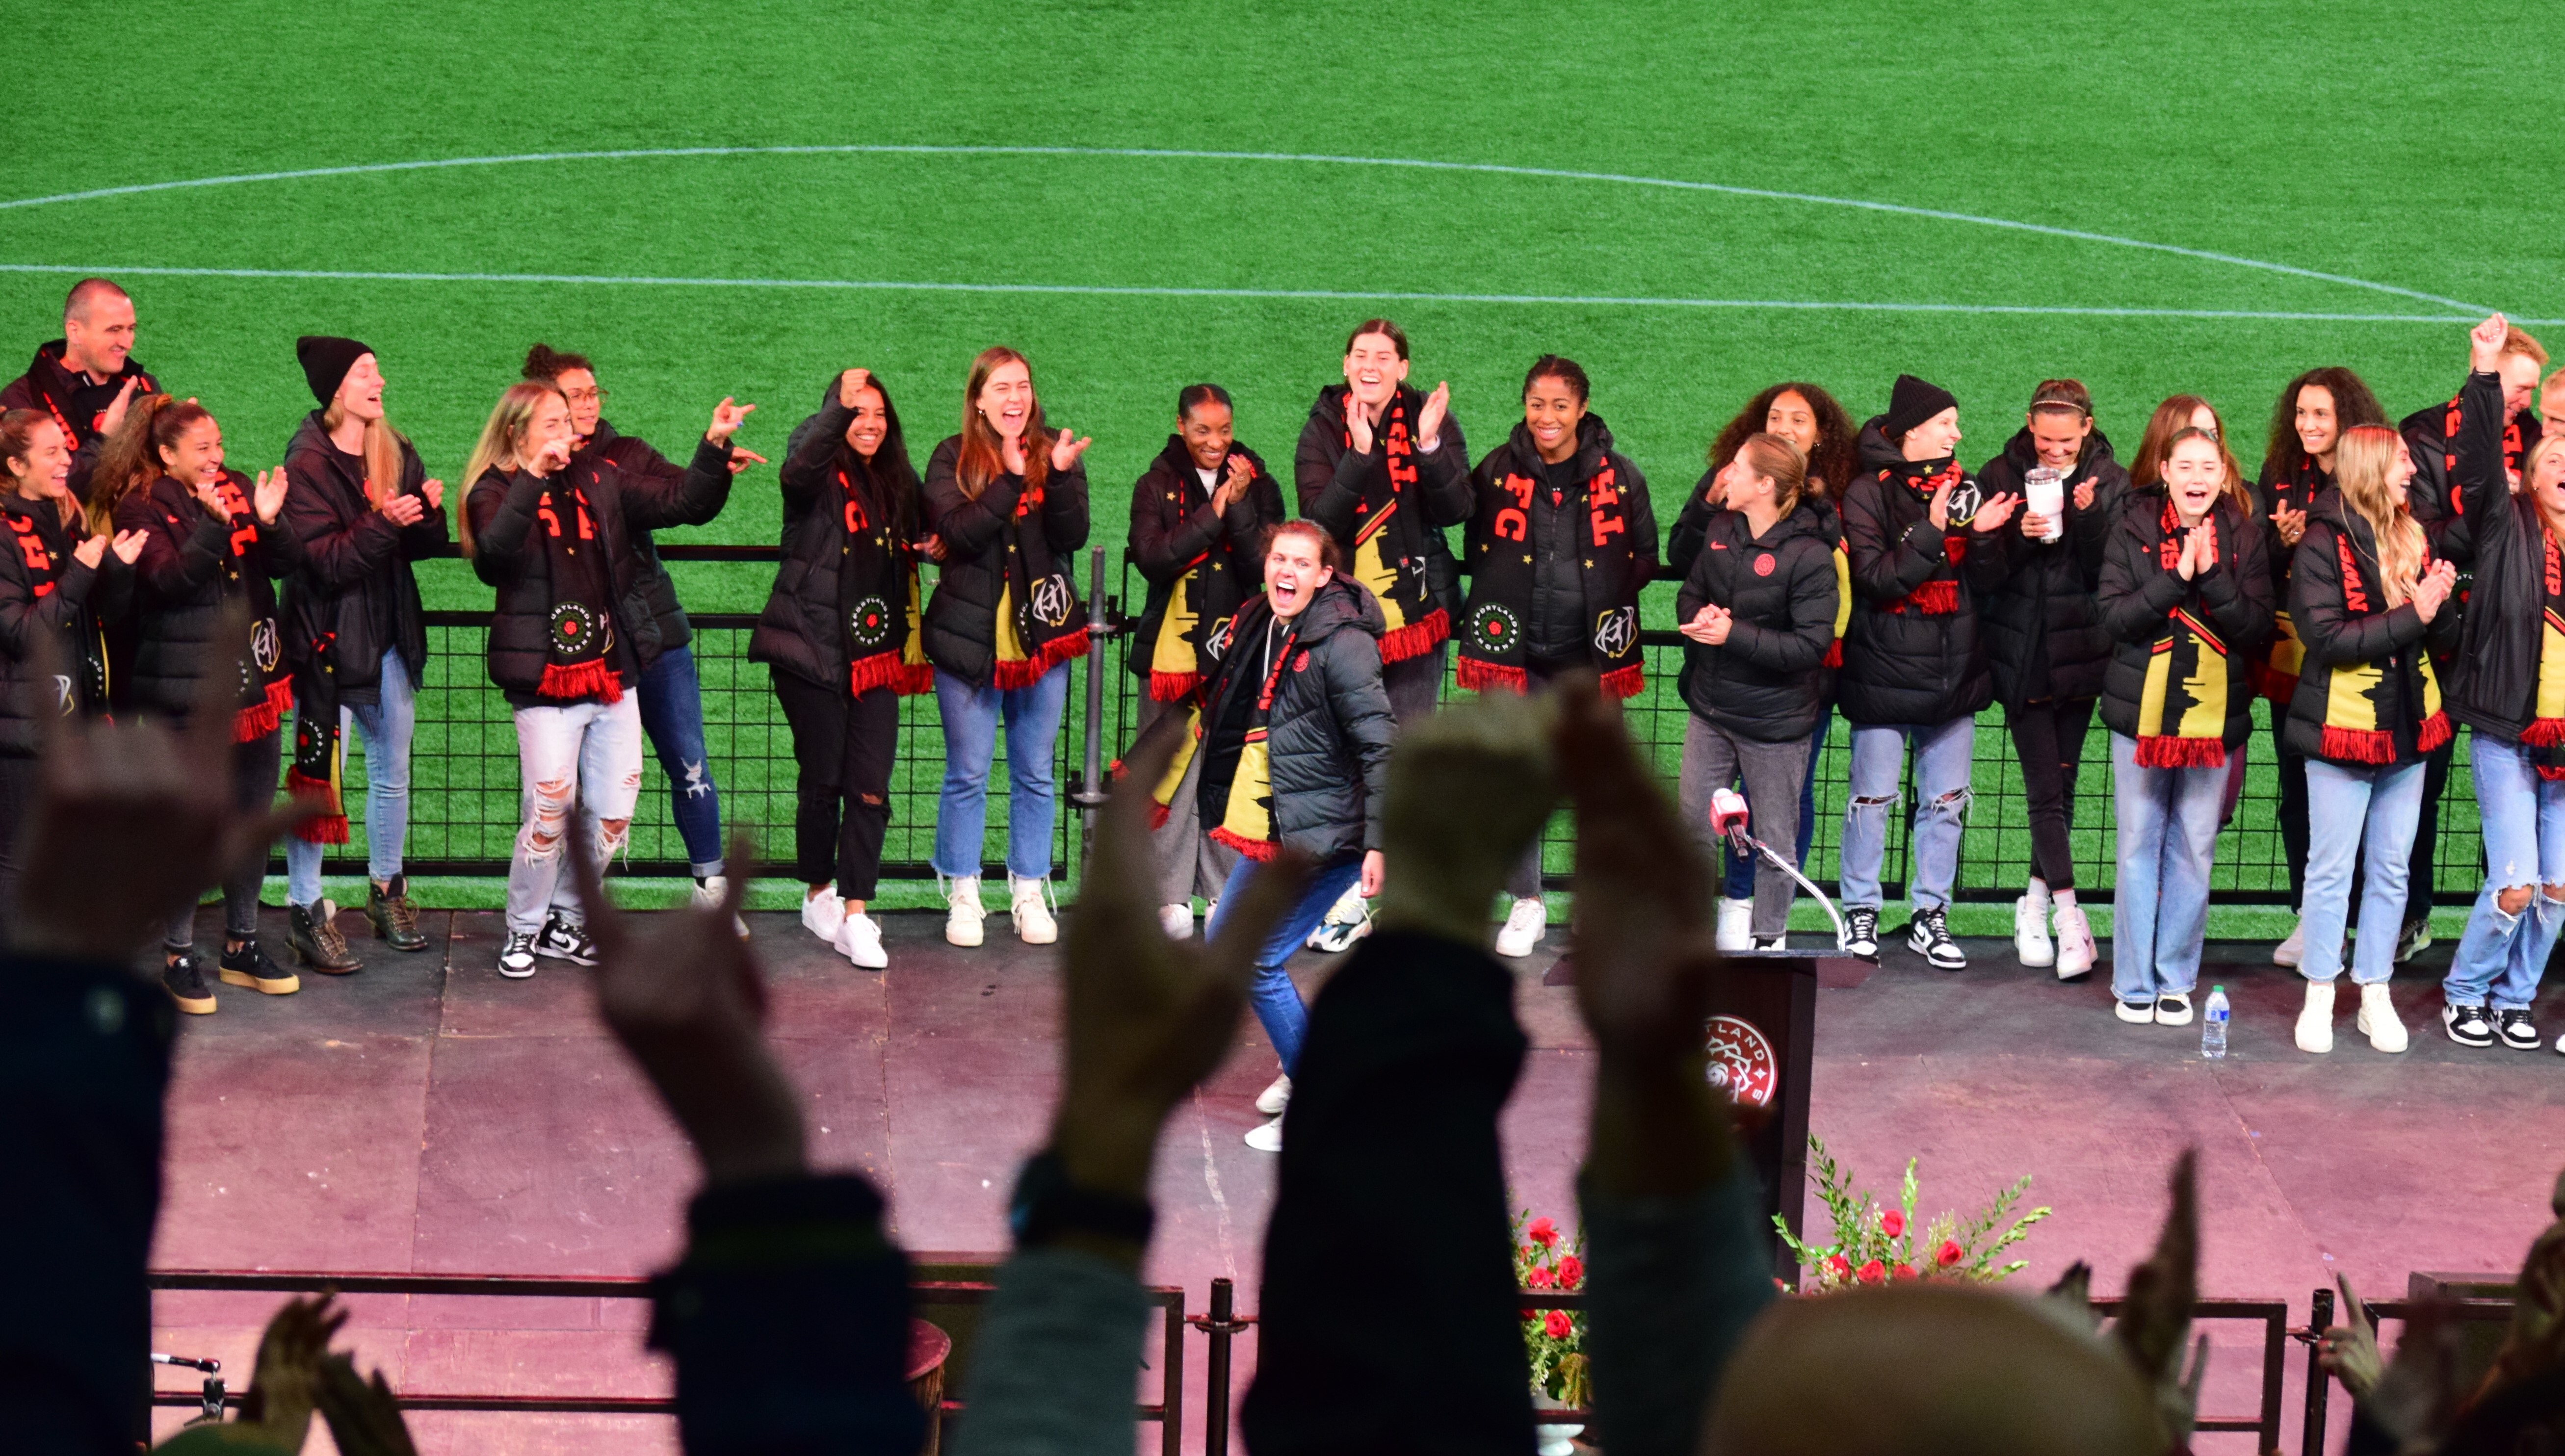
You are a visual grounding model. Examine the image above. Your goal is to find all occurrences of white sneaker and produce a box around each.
[2356,983,2409,1053]
[1494,896,1546,958]
[943,875,985,948]
[1306,881,1372,953]
[2052,905,2096,980]
[694,875,751,939]
[1255,1073,1292,1116]
[1011,875,1057,945]
[1160,904,1195,940]
[2274,919,2304,967]
[801,886,847,943]
[2296,978,2335,1054]
[1714,896,1753,953]
[1203,898,1219,929]
[1244,1115,1284,1152]
[2013,893,2055,968]
[835,910,888,969]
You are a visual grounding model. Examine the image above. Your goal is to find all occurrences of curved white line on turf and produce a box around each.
[0,262,2505,323]
[0,144,2492,317]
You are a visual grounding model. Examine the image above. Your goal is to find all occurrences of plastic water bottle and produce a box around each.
[2201,985,2229,1059]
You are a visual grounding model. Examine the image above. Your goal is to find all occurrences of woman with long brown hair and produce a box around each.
[921,346,1092,950]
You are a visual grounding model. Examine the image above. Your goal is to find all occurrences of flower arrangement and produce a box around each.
[1511,1208,1588,1407]
[1774,1135,2050,1292]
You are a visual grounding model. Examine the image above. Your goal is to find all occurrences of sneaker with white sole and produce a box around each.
[2356,983,2409,1053]
[2295,979,2335,1053]
[2443,1002,2494,1046]
[1844,906,1881,960]
[694,875,750,939]
[1255,1073,1292,1116]
[2498,1007,2539,1051]
[1494,896,1546,958]
[2274,919,2305,967]
[836,911,888,969]
[1011,875,1057,945]
[801,886,847,943]
[1160,904,1195,939]
[1908,907,1965,971]
[1307,880,1370,953]
[535,913,598,966]
[943,875,985,948]
[2395,918,2434,964]
[2153,993,2194,1027]
[1715,896,1753,953]
[2116,997,2157,1024]
[2013,893,2055,968]
[497,930,539,980]
[2052,905,2097,980]
[1753,935,1788,951]
[1244,1115,1284,1152]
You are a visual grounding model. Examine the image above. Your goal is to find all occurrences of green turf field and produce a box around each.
[2,1,2551,922]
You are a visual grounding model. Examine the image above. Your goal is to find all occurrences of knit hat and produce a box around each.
[296,335,372,405]
[1883,373,1959,442]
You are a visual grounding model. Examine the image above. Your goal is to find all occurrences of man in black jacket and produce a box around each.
[1,278,157,505]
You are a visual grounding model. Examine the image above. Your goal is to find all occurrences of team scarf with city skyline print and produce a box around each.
[2255,458,2328,703]
[1337,384,1448,663]
[2520,528,2565,780]
[2133,499,2234,768]
[2313,522,2450,765]
[146,471,294,741]
[1199,608,1302,861]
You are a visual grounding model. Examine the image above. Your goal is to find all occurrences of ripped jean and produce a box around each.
[636,645,724,878]
[505,695,644,936]
[2445,731,2565,1010]
[1838,717,1974,911]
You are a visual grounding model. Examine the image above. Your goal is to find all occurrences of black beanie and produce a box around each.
[1883,373,1959,442]
[296,335,372,405]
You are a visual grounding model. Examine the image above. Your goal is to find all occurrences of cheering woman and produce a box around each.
[94,395,303,1004]
[1456,354,1656,957]
[921,347,1091,950]
[1127,383,1284,938]
[461,382,746,979]
[756,367,934,970]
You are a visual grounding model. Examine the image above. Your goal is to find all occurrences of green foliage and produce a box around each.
[1774,1135,2051,1292]
[1511,1206,1588,1406]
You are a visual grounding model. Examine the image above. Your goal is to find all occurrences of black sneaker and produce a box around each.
[1844,907,1881,960]
[1908,907,1966,971]
[536,913,598,965]
[1753,935,1788,952]
[497,930,539,980]
[163,951,216,1015]
[2395,918,2434,964]
[217,937,299,996]
[2498,1008,2541,1051]
[2444,1002,2495,1048]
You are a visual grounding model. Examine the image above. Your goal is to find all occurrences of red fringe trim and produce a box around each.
[1822,639,1843,670]
[899,662,936,696]
[538,659,624,704]
[2521,718,2565,748]
[2417,711,2453,753]
[2133,735,2227,769]
[1896,579,1958,615]
[991,629,1091,691]
[1455,654,1527,693]
[287,770,349,845]
[848,650,913,699]
[2542,765,2565,783]
[1150,670,1203,703]
[2320,725,2398,765]
[1208,826,1278,861]
[233,676,293,744]
[1376,608,1451,666]
[1598,662,1644,700]
[1148,802,1171,831]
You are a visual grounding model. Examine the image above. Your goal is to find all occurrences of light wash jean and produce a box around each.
[504,694,644,936]
[1206,854,1365,1074]
[1839,717,1973,911]
[2445,731,2565,1010]
[2299,757,2426,986]
[932,665,1070,882]
[286,648,415,906]
[2109,730,2224,1002]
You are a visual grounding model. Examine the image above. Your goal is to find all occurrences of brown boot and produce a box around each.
[367,875,429,952]
[288,899,362,974]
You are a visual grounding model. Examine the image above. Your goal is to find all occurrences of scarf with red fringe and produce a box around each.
[2520,529,2565,779]
[148,472,293,742]
[288,630,348,843]
[1338,386,1449,664]
[1144,443,1261,703]
[2,500,111,713]
[1881,460,1971,616]
[2134,500,2233,768]
[836,464,934,698]
[1199,610,1302,861]
[2255,459,2327,703]
[534,477,624,704]
[2312,521,2450,765]
[989,464,1090,690]
[1456,425,1645,699]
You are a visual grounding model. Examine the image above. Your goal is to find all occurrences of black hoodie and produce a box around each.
[1835,419,2013,726]
[1674,499,1839,742]
[0,340,158,505]
[1974,426,2127,706]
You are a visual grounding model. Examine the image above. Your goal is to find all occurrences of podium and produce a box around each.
[1706,951,1822,1281]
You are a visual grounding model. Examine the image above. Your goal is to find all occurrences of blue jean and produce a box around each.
[2300,757,2426,986]
[286,648,415,906]
[505,695,645,935]
[932,665,1070,881]
[637,645,724,877]
[1725,713,1828,901]
[2445,732,2565,1009]
[1206,854,1365,1075]
[1839,717,1972,910]
[2109,731,2223,1001]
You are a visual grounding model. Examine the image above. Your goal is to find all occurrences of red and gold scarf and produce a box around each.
[1341,387,1449,663]
[1883,460,1968,616]
[2135,501,2232,768]
[2316,525,2450,764]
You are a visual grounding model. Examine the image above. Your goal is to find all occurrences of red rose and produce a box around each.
[1937,1240,1964,1268]
[1526,1265,1554,1290]
[1543,1309,1573,1339]
[1893,1263,1917,1280]
[1856,1260,1885,1285]
[1528,1218,1559,1249]
[1824,1254,1852,1280]
[1557,1254,1583,1291]
[1880,1209,1905,1238]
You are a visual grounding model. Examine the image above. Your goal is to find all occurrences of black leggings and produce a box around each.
[773,669,899,900]
[2005,697,2094,892]
[164,730,283,950]
[2270,710,2309,910]
[0,752,32,947]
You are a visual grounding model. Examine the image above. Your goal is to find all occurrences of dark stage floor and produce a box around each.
[145,907,2565,1453]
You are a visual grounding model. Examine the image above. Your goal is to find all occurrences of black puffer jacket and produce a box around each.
[1975,427,2126,706]
[465,439,732,702]
[2400,386,2539,572]
[277,412,446,700]
[753,386,923,691]
[1463,414,1658,664]
[2445,369,2548,741]
[1836,421,2013,726]
[1197,576,1395,862]
[1127,435,1284,678]
[576,419,732,654]
[2095,489,2273,750]
[0,495,129,755]
[2283,491,2460,767]
[1673,501,1839,742]
[919,438,1091,687]
[115,473,299,720]
[1293,387,1473,623]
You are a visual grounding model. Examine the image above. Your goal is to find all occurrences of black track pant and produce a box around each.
[2004,697,2095,893]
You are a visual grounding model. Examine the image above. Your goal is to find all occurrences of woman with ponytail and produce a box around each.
[463,382,747,980]
[2097,427,2272,1028]
[95,395,304,1002]
[0,411,140,956]
[754,366,933,969]
[2279,424,2455,1055]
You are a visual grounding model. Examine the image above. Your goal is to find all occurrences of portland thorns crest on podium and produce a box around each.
[1706,1014,1779,1109]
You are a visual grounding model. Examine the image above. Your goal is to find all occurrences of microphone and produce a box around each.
[1708,787,1753,856]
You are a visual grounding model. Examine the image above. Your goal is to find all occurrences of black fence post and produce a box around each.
[2303,1283,2335,1456]
[1188,1275,1253,1456]
[1074,544,1111,882]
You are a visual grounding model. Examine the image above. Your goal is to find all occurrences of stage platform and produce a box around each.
[145,907,2565,1453]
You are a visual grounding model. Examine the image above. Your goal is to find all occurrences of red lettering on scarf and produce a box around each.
[1589,467,1626,546]
[212,477,260,560]
[8,515,53,597]
[537,486,598,541]
[2337,532,2369,613]
[837,468,870,535]
[1495,473,1533,542]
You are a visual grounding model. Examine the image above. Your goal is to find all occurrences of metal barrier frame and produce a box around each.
[2299,1287,2517,1455]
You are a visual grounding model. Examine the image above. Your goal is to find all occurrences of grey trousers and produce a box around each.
[1138,694,1238,907]
[1678,716,1814,936]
